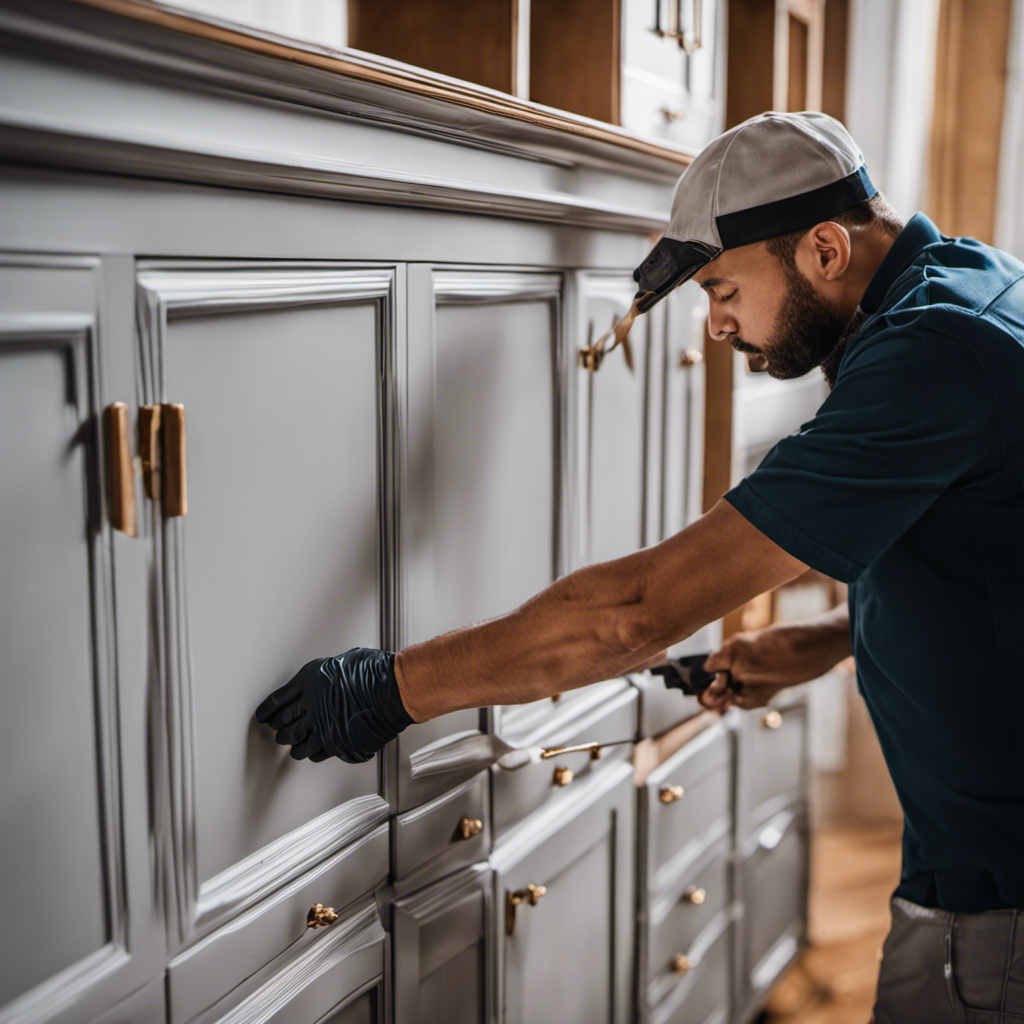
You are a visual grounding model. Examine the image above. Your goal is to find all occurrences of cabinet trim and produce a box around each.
[135,264,397,946]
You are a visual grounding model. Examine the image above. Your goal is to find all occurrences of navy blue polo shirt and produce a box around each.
[725,213,1024,912]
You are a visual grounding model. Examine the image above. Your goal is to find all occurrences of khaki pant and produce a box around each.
[873,897,1024,1023]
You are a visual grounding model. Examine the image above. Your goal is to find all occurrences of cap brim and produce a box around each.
[632,238,721,312]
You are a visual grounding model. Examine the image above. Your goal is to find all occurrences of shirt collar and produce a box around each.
[859,212,944,315]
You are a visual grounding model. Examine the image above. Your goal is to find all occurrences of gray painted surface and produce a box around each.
[89,977,166,1024]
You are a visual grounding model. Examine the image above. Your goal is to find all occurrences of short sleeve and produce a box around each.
[723,324,1001,583]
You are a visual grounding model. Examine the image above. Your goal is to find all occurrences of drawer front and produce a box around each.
[622,0,688,85]
[648,838,731,988]
[742,808,807,998]
[738,703,806,836]
[392,772,490,888]
[393,865,490,1024]
[393,709,490,812]
[190,896,386,1024]
[492,682,637,838]
[650,921,731,1024]
[168,821,388,1024]
[631,672,702,739]
[643,724,731,894]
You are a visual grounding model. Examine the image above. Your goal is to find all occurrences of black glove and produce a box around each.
[255,648,413,763]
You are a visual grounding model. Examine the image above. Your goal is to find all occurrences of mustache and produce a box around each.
[729,338,761,355]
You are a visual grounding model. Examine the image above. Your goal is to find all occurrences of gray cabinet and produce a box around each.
[392,865,491,1024]
[491,761,636,1024]
[0,255,163,1024]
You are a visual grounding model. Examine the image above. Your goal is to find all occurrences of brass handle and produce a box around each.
[763,710,783,730]
[306,903,338,929]
[683,885,706,905]
[552,765,574,787]
[139,403,188,517]
[655,0,703,50]
[660,106,687,122]
[507,883,547,935]
[679,348,704,368]
[104,403,137,536]
[659,783,685,804]
[671,953,699,974]
[540,739,632,760]
[457,816,483,840]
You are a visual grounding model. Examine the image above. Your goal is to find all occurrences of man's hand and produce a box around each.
[255,648,414,763]
[698,603,852,714]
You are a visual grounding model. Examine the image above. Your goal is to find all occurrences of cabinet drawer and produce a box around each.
[650,920,731,1024]
[392,772,490,889]
[648,837,731,990]
[741,807,807,999]
[492,681,637,839]
[189,896,386,1024]
[738,702,806,837]
[168,820,388,1024]
[631,671,702,739]
[641,722,731,896]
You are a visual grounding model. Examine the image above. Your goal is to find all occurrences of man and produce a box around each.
[257,112,1024,1022]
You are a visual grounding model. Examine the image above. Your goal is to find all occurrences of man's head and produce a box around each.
[693,194,903,383]
[633,111,903,383]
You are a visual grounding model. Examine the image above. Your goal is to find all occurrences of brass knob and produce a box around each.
[506,883,547,935]
[659,783,685,804]
[553,765,574,787]
[683,885,706,905]
[306,903,338,929]
[671,954,699,974]
[679,348,704,368]
[457,815,483,840]
[763,710,783,730]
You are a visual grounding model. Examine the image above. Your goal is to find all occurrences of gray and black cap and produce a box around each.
[633,111,878,311]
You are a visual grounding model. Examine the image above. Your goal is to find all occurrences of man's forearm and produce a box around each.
[394,500,807,722]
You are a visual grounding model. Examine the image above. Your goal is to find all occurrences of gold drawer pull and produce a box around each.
[671,953,699,974]
[683,885,706,905]
[552,765,574,787]
[659,783,685,804]
[104,403,137,536]
[457,815,483,840]
[762,710,783,730]
[679,348,704,368]
[506,883,547,935]
[306,903,338,929]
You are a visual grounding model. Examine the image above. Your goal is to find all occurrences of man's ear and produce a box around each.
[803,221,851,281]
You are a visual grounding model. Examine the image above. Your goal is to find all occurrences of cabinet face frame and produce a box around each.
[135,262,397,948]
[0,254,163,1024]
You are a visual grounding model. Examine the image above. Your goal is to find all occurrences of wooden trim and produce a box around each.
[64,0,692,167]
[726,0,777,129]
[821,0,849,122]
[928,0,1013,243]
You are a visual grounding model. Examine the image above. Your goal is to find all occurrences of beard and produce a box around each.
[733,261,865,388]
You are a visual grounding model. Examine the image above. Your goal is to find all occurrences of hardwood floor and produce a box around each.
[763,824,903,1024]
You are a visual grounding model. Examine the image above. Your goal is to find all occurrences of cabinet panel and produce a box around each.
[737,700,807,838]
[740,807,807,1003]
[190,897,386,1024]
[392,865,490,1024]
[649,922,731,1024]
[135,265,393,949]
[492,762,635,1024]
[0,256,162,1024]
[641,722,731,897]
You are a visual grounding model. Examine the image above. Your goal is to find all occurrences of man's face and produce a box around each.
[693,240,850,379]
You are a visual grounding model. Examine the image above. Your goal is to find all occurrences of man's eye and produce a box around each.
[719,292,737,302]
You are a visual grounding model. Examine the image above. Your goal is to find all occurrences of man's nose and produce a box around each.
[708,307,738,341]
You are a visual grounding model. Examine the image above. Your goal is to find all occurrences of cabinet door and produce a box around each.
[392,866,490,1024]
[574,272,650,566]
[398,267,567,791]
[0,255,163,1024]
[492,762,635,1024]
[135,264,391,958]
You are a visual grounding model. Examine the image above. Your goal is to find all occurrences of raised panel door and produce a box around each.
[0,255,163,1024]
[135,264,392,958]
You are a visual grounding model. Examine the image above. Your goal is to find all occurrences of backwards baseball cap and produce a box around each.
[633,111,878,312]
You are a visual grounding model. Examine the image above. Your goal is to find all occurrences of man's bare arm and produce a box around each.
[394,499,808,722]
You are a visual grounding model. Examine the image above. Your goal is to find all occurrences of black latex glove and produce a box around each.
[255,648,413,763]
